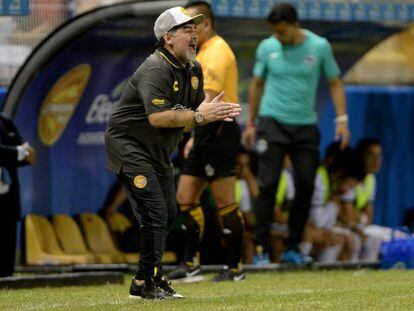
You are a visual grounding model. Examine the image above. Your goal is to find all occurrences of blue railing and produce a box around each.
[0,88,7,110]
[212,0,414,22]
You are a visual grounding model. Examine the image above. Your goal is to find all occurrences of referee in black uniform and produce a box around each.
[105,6,241,300]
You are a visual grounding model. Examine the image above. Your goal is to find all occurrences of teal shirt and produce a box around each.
[253,30,340,125]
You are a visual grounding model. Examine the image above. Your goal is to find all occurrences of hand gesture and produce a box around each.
[197,92,241,123]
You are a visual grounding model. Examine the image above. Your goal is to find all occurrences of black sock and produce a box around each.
[219,204,244,269]
[181,205,204,265]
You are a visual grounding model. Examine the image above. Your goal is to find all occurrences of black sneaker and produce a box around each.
[155,276,184,299]
[129,278,170,300]
[213,267,246,282]
[167,263,204,282]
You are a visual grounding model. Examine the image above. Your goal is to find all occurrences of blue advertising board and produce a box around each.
[319,86,414,228]
[10,15,156,216]
[0,0,29,16]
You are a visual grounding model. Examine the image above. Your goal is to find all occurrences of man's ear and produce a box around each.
[164,32,174,45]
[202,18,210,31]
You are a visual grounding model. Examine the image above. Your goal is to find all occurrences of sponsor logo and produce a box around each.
[304,55,316,67]
[38,64,91,146]
[233,274,245,281]
[204,163,215,177]
[134,175,147,189]
[173,80,179,92]
[84,78,127,124]
[152,98,165,105]
[181,7,190,16]
[85,95,116,124]
[77,132,105,145]
[270,52,279,59]
[205,68,219,83]
[191,76,199,90]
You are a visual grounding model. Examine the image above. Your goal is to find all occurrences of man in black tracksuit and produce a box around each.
[105,6,241,300]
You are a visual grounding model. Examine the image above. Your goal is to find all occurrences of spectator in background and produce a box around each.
[0,0,67,85]
[340,138,389,261]
[74,0,128,15]
[234,150,259,264]
[0,113,36,277]
[99,182,140,253]
[243,3,350,265]
[341,138,382,228]
[169,1,245,283]
[8,0,67,46]
[301,144,364,263]
[270,155,295,263]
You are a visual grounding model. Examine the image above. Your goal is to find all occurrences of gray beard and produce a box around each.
[186,50,196,62]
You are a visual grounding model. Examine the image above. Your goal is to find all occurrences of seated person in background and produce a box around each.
[8,0,66,46]
[100,182,139,253]
[340,138,399,261]
[234,150,259,264]
[74,0,127,15]
[270,155,295,263]
[301,143,365,263]
[240,153,295,264]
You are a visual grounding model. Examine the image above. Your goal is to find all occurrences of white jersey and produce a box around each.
[236,179,252,213]
[284,169,295,201]
[341,174,376,203]
[309,169,338,229]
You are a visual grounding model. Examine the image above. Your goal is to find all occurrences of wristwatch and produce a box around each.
[193,110,204,124]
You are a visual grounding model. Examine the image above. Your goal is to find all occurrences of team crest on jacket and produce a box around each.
[191,76,199,90]
[134,175,147,189]
[204,164,215,177]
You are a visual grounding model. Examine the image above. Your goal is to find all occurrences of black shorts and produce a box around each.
[182,132,241,179]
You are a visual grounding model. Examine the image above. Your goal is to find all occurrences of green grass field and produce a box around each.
[1,270,414,310]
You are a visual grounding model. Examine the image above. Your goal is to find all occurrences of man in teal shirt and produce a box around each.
[243,2,350,265]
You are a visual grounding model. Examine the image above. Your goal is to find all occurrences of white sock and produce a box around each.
[317,245,341,263]
[348,233,361,262]
[299,242,312,256]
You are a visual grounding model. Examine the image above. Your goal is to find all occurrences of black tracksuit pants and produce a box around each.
[118,170,176,280]
[254,117,320,251]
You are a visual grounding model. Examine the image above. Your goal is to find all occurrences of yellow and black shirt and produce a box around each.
[105,47,205,175]
[194,35,240,144]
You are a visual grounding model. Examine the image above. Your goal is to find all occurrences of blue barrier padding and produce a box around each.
[0,87,7,110]
[319,85,414,227]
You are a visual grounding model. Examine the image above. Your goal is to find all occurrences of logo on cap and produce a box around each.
[181,7,190,16]
[154,6,205,40]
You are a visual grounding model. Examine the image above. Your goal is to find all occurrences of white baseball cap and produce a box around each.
[154,6,205,40]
